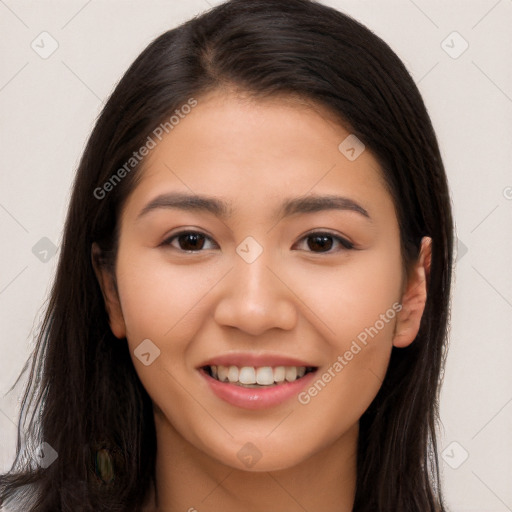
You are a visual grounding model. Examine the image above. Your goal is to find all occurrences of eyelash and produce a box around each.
[162,230,354,254]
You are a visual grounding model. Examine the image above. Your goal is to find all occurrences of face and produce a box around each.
[96,89,429,472]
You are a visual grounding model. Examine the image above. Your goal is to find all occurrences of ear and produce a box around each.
[392,236,432,348]
[91,242,126,339]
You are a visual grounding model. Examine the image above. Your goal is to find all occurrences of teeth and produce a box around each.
[256,367,274,385]
[238,367,256,384]
[227,365,239,383]
[274,366,285,383]
[208,365,311,386]
[218,365,228,382]
[285,366,297,382]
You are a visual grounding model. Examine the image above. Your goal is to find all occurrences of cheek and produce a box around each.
[296,269,401,430]
[289,244,402,405]
[289,247,403,344]
[113,249,215,417]
[114,249,220,346]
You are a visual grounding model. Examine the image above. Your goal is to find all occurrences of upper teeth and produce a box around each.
[210,365,307,385]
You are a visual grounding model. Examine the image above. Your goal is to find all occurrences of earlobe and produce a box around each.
[392,237,432,348]
[91,243,126,339]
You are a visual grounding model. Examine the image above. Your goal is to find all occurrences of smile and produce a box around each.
[203,365,317,387]
[198,356,319,410]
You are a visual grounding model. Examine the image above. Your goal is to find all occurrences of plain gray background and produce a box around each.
[1,1,511,510]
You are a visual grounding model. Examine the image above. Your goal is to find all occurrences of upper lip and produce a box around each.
[198,353,317,369]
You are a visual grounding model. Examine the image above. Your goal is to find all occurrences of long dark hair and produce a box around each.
[1,0,453,510]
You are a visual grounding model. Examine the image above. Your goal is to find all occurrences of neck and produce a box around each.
[144,410,358,512]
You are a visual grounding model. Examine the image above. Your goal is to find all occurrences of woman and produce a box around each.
[0,0,453,510]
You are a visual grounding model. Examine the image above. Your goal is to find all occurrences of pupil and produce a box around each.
[308,235,333,252]
[179,233,205,251]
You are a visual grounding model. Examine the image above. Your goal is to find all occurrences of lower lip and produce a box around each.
[199,369,318,410]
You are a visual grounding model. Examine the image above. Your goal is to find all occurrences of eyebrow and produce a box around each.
[137,192,371,221]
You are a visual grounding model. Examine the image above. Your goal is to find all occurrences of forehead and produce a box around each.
[122,89,395,223]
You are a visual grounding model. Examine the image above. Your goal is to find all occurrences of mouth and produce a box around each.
[197,354,320,409]
[201,364,318,388]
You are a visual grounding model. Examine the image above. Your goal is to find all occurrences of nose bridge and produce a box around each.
[233,234,277,300]
[238,250,273,301]
[213,241,297,335]
[233,246,281,314]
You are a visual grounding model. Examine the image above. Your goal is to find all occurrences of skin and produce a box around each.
[94,89,431,512]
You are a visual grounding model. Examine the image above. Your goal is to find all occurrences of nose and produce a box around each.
[213,251,298,336]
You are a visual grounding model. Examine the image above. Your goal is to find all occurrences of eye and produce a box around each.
[293,231,354,253]
[162,231,218,252]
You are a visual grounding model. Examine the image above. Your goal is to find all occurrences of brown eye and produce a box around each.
[294,231,354,253]
[164,231,217,252]
[307,234,333,252]
[178,233,206,251]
